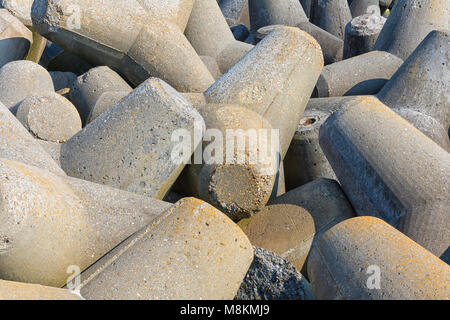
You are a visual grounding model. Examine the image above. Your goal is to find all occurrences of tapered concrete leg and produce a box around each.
[25,29,46,63]
[185,0,253,74]
[373,0,449,60]
[348,0,379,17]
[319,96,450,262]
[0,279,82,300]
[284,97,357,189]
[310,0,352,40]
[308,217,450,300]
[31,0,214,91]
[0,158,171,287]
[377,30,450,151]
[239,178,355,274]
[61,78,204,200]
[315,51,403,97]
[205,26,324,158]
[343,13,386,59]
[76,198,254,300]
[219,0,248,27]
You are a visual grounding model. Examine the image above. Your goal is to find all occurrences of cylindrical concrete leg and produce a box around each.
[308,217,450,300]
[319,96,450,262]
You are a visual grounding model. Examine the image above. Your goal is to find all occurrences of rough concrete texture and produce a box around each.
[348,0,380,17]
[16,93,82,143]
[185,0,253,74]
[240,178,355,273]
[0,279,82,300]
[373,0,449,60]
[31,0,215,92]
[36,139,62,167]
[0,157,171,287]
[61,78,204,200]
[219,0,249,27]
[0,9,32,68]
[377,30,450,152]
[0,0,33,26]
[315,51,403,97]
[248,0,308,32]
[246,0,343,65]
[174,104,277,221]
[319,96,450,263]
[70,66,132,125]
[77,198,254,300]
[49,71,77,92]
[0,60,54,111]
[205,26,324,158]
[283,97,358,189]
[311,0,352,39]
[200,55,222,80]
[86,91,130,125]
[308,217,450,300]
[344,13,386,59]
[0,101,64,175]
[235,247,314,300]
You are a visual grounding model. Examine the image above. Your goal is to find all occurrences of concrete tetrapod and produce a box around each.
[31,0,214,92]
[248,0,343,65]
[319,96,450,263]
[70,66,132,125]
[174,104,277,221]
[377,30,450,152]
[0,101,64,175]
[205,26,324,159]
[307,217,450,300]
[0,157,171,287]
[0,60,54,112]
[86,91,131,125]
[315,51,403,97]
[239,178,355,274]
[283,97,356,189]
[185,0,253,74]
[348,0,380,17]
[373,0,449,60]
[76,198,254,300]
[310,0,352,40]
[0,9,32,68]
[343,13,386,59]
[61,78,204,200]
[0,279,82,300]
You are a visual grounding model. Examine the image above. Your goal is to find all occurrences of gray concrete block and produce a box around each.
[70,66,132,125]
[240,178,355,274]
[377,30,450,151]
[0,60,54,111]
[348,0,380,17]
[311,0,352,40]
[185,0,253,74]
[61,78,204,200]
[0,101,64,175]
[0,157,171,287]
[315,51,403,97]
[219,0,249,27]
[16,92,82,143]
[319,96,450,262]
[308,217,450,300]
[235,247,314,300]
[373,0,449,60]
[344,13,386,59]
[76,198,254,300]
[283,97,357,189]
[31,0,215,92]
